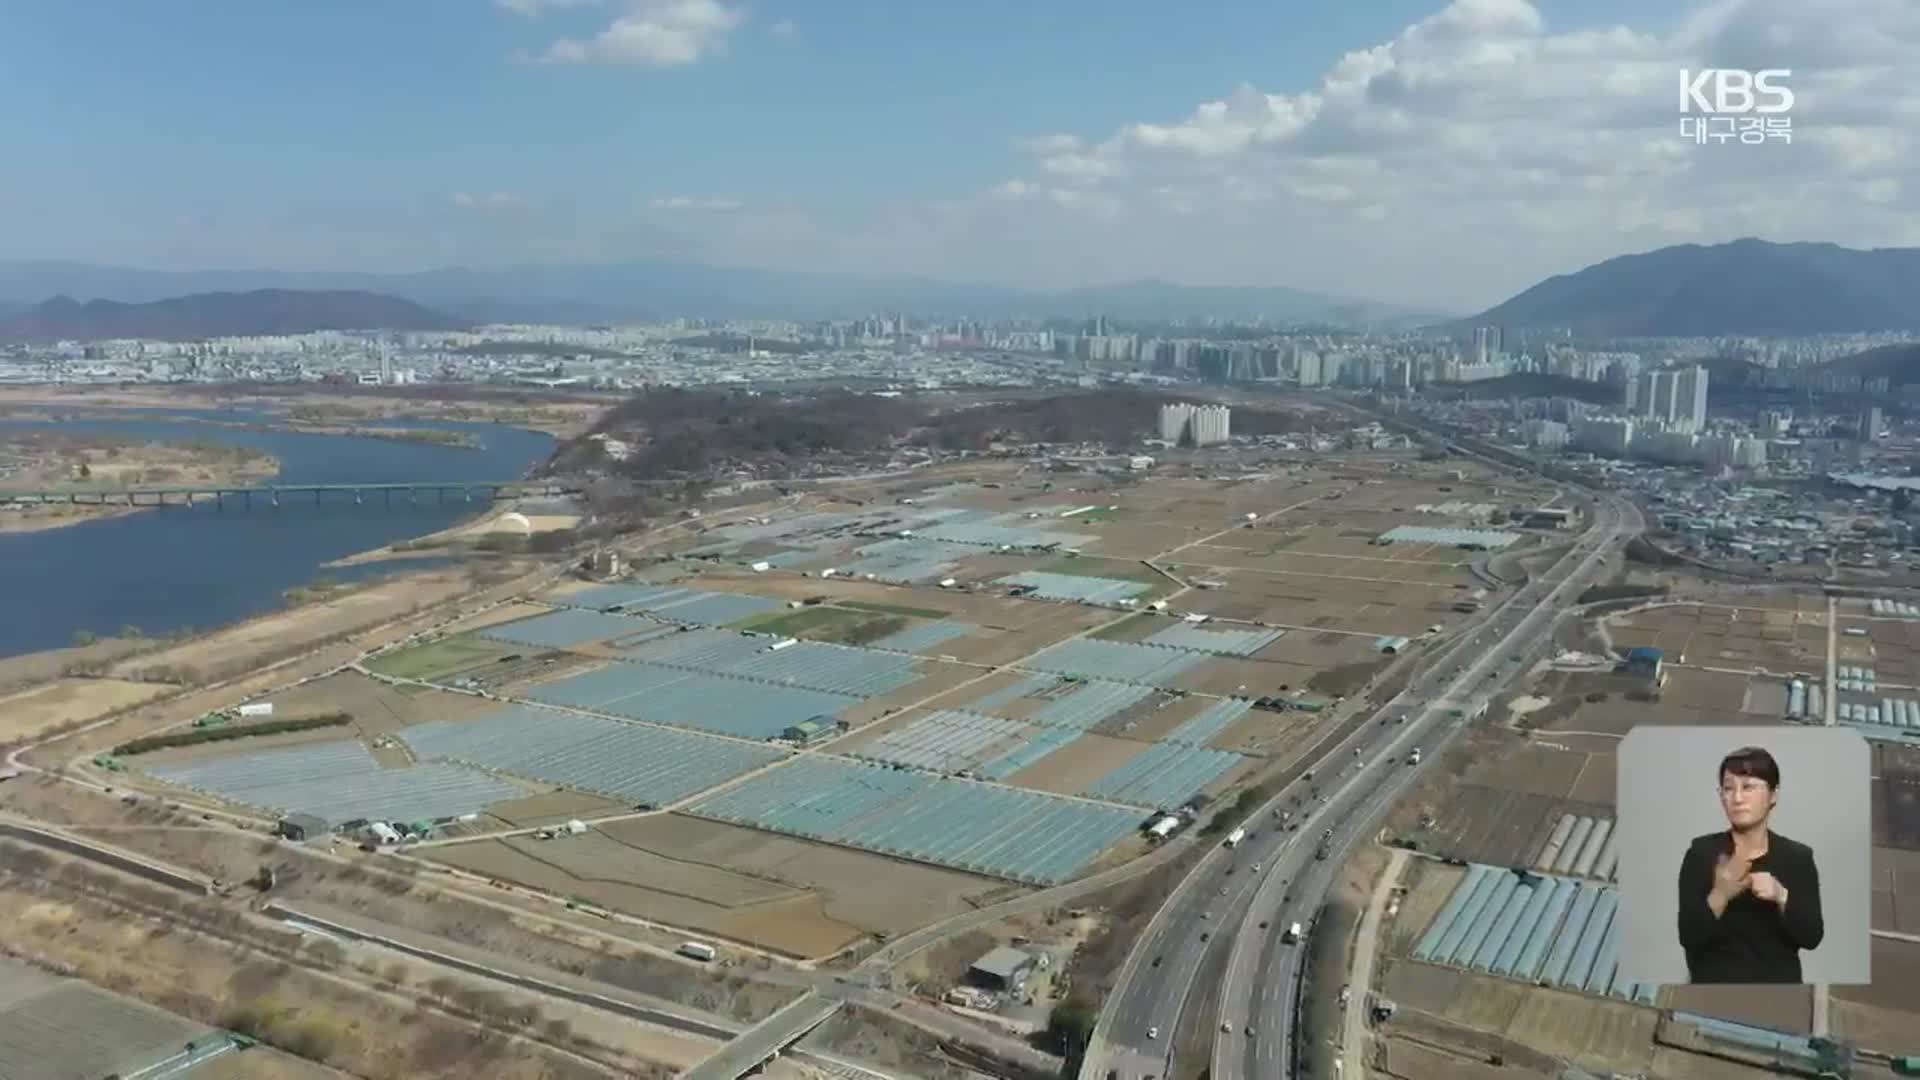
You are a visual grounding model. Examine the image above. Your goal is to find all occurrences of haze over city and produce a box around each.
[3,0,1916,311]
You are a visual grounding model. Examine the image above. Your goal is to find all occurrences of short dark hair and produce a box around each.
[1719,746,1780,789]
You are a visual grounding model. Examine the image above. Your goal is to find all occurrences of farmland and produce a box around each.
[112,455,1571,955]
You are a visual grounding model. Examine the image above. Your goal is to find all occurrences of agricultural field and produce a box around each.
[0,957,218,1080]
[1370,585,1920,1071]
[123,457,1565,951]
[363,635,518,680]
[1379,963,1659,1076]
[1602,599,1826,677]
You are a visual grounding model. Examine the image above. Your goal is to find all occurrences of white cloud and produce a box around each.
[650,195,744,211]
[936,0,1920,309]
[527,0,745,67]
[451,191,526,210]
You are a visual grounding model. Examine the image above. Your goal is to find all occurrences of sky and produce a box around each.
[1,0,1915,311]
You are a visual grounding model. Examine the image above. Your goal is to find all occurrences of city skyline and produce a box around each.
[2,0,1914,311]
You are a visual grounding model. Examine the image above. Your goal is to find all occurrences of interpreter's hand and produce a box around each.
[1712,854,1752,903]
[1748,871,1788,908]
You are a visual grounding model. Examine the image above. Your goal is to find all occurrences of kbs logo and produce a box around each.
[1677,69,1793,145]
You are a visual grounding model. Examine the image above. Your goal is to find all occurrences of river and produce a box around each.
[0,414,555,658]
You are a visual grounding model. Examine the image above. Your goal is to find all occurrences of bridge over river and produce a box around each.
[0,479,578,508]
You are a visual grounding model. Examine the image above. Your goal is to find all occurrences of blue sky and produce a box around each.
[1,0,1910,309]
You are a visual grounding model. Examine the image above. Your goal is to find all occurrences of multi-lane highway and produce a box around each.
[1084,493,1642,1080]
[1213,496,1642,1080]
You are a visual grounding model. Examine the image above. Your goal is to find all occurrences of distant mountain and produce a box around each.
[0,289,467,343]
[0,259,1443,327]
[1461,239,1920,338]
[1822,343,1920,386]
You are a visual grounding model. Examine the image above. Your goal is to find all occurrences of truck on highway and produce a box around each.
[1224,827,1247,848]
[676,941,717,962]
[1282,922,1303,944]
[1315,830,1334,860]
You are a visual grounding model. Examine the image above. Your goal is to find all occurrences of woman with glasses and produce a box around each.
[1676,745,1824,983]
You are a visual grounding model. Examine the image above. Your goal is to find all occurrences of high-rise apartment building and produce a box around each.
[1190,404,1230,445]
[1627,365,1708,432]
[1673,365,1709,432]
[1472,325,1505,366]
[1158,402,1192,443]
[1862,406,1884,441]
[1157,402,1231,446]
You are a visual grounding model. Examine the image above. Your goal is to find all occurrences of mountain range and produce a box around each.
[1462,238,1920,338]
[0,290,465,343]
[0,259,1445,329]
[6,239,1916,342]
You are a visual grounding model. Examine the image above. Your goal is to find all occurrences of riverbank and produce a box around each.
[0,430,280,534]
[4,486,765,766]
[0,406,558,659]
[323,506,583,567]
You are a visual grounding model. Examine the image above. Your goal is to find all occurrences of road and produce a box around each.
[680,993,845,1080]
[1082,491,1640,1080]
[1211,494,1643,1080]
[1341,848,1407,1076]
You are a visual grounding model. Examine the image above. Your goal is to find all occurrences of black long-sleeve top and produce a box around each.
[1677,830,1824,984]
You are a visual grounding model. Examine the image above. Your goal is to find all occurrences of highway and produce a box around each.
[1214,494,1645,1080]
[1084,492,1641,1080]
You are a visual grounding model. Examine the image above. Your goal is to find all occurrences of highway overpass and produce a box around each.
[680,992,844,1080]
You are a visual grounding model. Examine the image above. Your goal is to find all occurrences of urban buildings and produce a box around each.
[1472,325,1505,366]
[1157,402,1231,446]
[1625,365,1709,433]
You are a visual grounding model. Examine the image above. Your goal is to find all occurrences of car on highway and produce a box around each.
[1147,1026,1158,1039]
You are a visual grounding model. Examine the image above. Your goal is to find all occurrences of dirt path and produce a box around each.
[1344,847,1409,1079]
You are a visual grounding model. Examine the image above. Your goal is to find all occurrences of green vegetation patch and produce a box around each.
[1036,556,1166,586]
[738,605,912,645]
[115,713,351,756]
[736,606,858,636]
[364,637,513,681]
